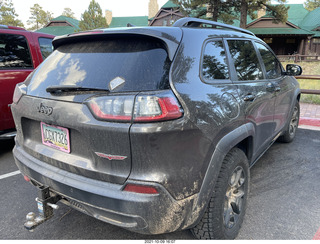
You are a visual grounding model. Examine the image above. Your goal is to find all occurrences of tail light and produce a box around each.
[87,91,183,123]
[12,83,27,104]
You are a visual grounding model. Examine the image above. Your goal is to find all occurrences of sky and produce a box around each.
[11,0,307,28]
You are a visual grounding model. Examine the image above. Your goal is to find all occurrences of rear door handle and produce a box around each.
[244,94,255,102]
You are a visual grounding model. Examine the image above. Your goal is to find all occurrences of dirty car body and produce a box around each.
[11,18,301,238]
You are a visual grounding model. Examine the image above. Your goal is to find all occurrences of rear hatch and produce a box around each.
[18,28,182,184]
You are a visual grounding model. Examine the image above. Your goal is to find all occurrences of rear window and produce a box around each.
[28,36,171,94]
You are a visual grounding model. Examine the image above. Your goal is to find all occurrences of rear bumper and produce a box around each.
[13,144,197,235]
[0,129,16,140]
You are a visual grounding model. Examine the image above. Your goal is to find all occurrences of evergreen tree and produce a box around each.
[172,0,288,28]
[172,0,236,24]
[305,0,320,11]
[238,0,288,29]
[0,0,24,27]
[27,4,53,31]
[62,7,75,18]
[79,0,108,31]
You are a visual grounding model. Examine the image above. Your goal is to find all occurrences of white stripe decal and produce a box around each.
[0,170,21,180]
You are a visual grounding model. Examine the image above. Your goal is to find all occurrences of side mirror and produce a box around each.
[286,64,302,76]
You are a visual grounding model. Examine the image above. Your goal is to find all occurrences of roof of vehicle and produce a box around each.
[0,25,25,30]
[0,24,55,38]
[52,18,260,60]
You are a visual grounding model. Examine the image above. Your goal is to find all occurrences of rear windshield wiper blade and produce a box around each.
[46,85,110,94]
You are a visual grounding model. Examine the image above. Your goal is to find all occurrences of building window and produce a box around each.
[313,38,320,44]
[286,39,296,44]
[162,20,168,26]
[264,38,273,44]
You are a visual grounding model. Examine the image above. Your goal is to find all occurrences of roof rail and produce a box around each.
[172,17,255,36]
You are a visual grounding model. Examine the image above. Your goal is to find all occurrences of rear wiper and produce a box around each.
[46,85,110,94]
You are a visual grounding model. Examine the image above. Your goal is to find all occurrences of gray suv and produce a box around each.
[11,18,301,239]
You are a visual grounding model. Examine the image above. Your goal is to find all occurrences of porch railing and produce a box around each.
[278,54,320,63]
[295,75,320,95]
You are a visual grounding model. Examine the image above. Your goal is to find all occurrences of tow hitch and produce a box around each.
[24,185,61,231]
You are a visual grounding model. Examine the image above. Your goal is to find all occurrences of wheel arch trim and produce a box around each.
[183,123,255,229]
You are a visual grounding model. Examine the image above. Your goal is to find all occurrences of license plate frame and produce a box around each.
[40,122,70,153]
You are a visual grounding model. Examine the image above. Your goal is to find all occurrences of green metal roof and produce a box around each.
[300,7,320,31]
[36,15,80,36]
[248,27,314,36]
[286,4,310,26]
[109,16,148,28]
[162,0,179,9]
[36,26,79,36]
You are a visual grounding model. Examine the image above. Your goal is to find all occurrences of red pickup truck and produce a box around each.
[0,25,54,139]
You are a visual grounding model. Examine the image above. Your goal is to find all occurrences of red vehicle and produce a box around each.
[0,25,54,139]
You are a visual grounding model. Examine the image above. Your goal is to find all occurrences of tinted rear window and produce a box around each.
[28,36,171,94]
[0,33,33,69]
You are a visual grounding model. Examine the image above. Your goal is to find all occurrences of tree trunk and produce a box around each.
[240,0,248,29]
[211,0,220,22]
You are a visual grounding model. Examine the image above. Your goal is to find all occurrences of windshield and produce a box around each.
[28,36,171,95]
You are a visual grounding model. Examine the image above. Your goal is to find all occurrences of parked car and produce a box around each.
[11,17,302,239]
[0,25,54,140]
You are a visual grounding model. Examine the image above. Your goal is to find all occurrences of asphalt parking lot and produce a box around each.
[1,127,320,240]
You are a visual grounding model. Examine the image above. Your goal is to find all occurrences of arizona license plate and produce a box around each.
[41,122,70,153]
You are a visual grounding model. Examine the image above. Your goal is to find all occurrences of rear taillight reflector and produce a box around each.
[23,175,30,182]
[123,184,159,194]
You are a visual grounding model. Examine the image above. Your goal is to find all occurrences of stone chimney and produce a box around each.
[148,0,159,19]
[105,10,112,26]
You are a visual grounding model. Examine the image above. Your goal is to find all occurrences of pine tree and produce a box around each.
[305,0,320,11]
[172,0,236,24]
[79,0,108,31]
[172,0,288,28]
[0,0,24,27]
[62,8,75,18]
[27,4,53,31]
[238,0,289,29]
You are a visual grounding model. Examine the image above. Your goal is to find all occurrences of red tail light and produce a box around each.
[123,184,159,194]
[87,91,183,123]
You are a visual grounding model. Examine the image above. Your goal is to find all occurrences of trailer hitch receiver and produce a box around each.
[24,185,61,231]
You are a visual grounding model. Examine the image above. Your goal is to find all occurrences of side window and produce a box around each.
[202,40,229,81]
[255,42,282,79]
[227,40,263,81]
[0,34,33,69]
[38,38,53,60]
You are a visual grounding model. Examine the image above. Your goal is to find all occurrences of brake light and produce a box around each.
[87,91,183,123]
[123,184,159,194]
[89,95,134,122]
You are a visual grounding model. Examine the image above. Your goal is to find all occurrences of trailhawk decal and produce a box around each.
[95,152,127,161]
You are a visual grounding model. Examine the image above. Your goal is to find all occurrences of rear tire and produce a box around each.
[278,101,300,143]
[191,148,249,240]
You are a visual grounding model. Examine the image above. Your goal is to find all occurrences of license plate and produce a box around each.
[41,122,70,153]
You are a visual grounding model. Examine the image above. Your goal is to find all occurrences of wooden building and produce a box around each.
[149,0,184,26]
